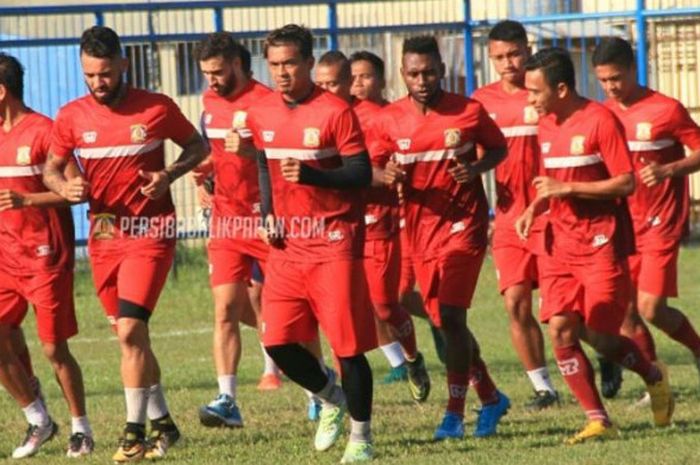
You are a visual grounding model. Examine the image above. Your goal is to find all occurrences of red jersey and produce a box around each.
[202,80,272,238]
[248,86,367,262]
[50,88,196,244]
[471,83,540,233]
[370,91,507,259]
[0,111,74,275]
[605,89,700,249]
[354,98,399,241]
[538,99,634,262]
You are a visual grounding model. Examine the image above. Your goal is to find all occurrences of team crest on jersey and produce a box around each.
[232,111,247,130]
[523,105,539,124]
[444,129,461,148]
[636,122,652,141]
[92,213,116,240]
[262,131,275,142]
[15,146,31,166]
[541,142,551,154]
[130,124,148,144]
[570,135,586,155]
[303,127,321,148]
[204,113,213,124]
[397,139,411,151]
[82,131,97,143]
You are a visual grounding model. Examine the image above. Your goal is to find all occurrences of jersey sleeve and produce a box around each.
[597,112,633,177]
[160,96,197,146]
[669,101,700,151]
[33,120,53,164]
[332,107,366,156]
[474,103,506,150]
[49,108,76,158]
[365,114,395,167]
[246,109,264,151]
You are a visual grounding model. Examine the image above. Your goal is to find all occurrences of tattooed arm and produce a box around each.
[43,153,89,202]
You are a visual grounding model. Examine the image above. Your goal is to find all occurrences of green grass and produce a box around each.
[3,243,700,464]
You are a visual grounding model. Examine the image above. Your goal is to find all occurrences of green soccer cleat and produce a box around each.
[406,352,431,402]
[340,439,374,463]
[314,401,346,451]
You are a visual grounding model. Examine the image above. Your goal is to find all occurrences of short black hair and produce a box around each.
[194,32,248,68]
[264,24,313,60]
[240,45,252,74]
[402,35,442,62]
[318,50,350,82]
[488,20,528,45]
[349,50,385,81]
[525,47,576,90]
[0,53,24,101]
[592,37,635,69]
[80,26,122,58]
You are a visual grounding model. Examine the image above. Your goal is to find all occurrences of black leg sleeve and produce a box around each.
[265,343,328,393]
[339,354,373,422]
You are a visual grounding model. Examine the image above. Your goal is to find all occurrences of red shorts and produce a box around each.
[90,238,175,323]
[491,242,538,294]
[628,248,678,298]
[363,235,401,309]
[538,254,631,334]
[261,258,377,357]
[0,268,77,343]
[399,226,416,296]
[413,249,486,327]
[208,238,268,287]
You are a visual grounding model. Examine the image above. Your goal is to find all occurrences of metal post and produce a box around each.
[636,0,648,86]
[327,1,338,51]
[214,6,224,32]
[463,0,474,95]
[95,11,104,26]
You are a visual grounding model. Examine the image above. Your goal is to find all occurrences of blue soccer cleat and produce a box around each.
[473,390,510,438]
[198,394,243,428]
[307,398,322,421]
[433,412,464,441]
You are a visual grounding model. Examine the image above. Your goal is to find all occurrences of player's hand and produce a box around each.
[515,207,535,240]
[639,161,671,187]
[447,159,477,184]
[257,214,282,247]
[0,189,26,211]
[281,158,302,183]
[60,176,90,202]
[224,130,242,154]
[532,176,572,199]
[191,159,213,186]
[383,160,405,187]
[139,170,170,200]
[196,184,212,209]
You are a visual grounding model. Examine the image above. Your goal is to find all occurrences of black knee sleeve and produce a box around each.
[265,343,328,393]
[339,354,373,422]
[118,299,151,323]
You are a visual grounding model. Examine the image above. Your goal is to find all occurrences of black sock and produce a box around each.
[265,343,328,392]
[339,355,373,422]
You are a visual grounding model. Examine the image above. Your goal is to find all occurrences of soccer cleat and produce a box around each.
[112,429,146,463]
[340,440,374,463]
[473,390,510,438]
[646,361,674,427]
[525,390,560,411]
[66,432,95,458]
[12,419,58,459]
[433,412,464,441]
[307,398,322,422]
[565,420,619,445]
[381,364,408,384]
[314,401,346,451]
[406,352,431,402]
[599,357,623,399]
[144,420,181,460]
[199,393,243,427]
[257,373,283,391]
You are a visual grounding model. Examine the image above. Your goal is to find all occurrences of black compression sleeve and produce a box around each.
[297,151,372,189]
[257,150,273,217]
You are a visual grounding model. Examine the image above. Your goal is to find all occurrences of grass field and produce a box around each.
[3,243,700,465]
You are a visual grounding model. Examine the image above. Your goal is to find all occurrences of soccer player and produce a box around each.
[316,50,430,402]
[43,26,207,462]
[517,47,673,443]
[248,24,376,463]
[471,20,559,409]
[0,52,94,458]
[593,37,700,381]
[192,32,278,429]
[372,35,511,440]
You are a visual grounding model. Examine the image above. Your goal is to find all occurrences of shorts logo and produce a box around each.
[232,111,247,130]
[35,245,52,257]
[450,221,466,235]
[444,129,461,148]
[16,146,31,166]
[592,234,609,247]
[397,139,411,151]
[130,124,148,144]
[636,122,652,141]
[262,130,275,142]
[82,131,97,143]
[364,214,378,225]
[92,213,116,240]
[303,127,321,148]
[557,357,580,376]
[570,135,586,155]
[524,105,539,124]
[541,142,551,154]
[328,230,344,242]
[252,202,261,214]
[648,215,661,227]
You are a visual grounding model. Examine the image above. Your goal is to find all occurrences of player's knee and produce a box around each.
[40,341,70,364]
[547,321,577,347]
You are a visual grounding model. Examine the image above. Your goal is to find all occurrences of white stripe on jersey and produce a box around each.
[205,128,253,139]
[542,153,603,169]
[627,139,675,152]
[500,125,538,138]
[75,139,164,159]
[394,141,475,165]
[265,147,338,161]
[0,164,44,178]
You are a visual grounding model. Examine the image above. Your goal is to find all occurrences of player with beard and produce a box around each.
[43,26,207,462]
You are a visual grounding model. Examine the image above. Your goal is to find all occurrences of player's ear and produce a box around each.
[556,82,568,99]
[0,84,6,103]
[307,55,316,70]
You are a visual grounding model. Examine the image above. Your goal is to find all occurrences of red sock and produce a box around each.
[667,312,700,356]
[446,371,469,416]
[630,323,657,362]
[607,336,659,384]
[554,344,609,423]
[468,356,498,405]
[386,305,418,359]
[16,345,35,379]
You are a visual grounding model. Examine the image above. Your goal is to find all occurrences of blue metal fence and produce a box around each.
[1,0,699,245]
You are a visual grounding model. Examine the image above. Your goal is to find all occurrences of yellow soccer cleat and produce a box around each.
[565,420,619,445]
[112,431,145,463]
[646,361,674,427]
